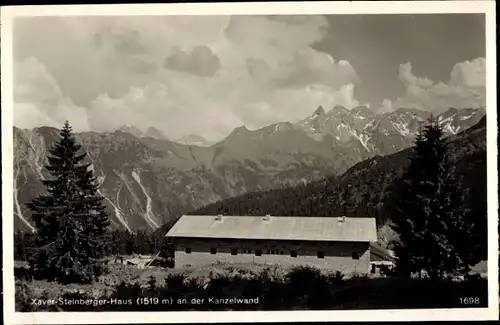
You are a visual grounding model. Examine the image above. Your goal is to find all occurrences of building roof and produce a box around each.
[370,243,395,262]
[165,215,377,242]
[125,257,152,266]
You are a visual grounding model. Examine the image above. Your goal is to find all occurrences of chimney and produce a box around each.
[215,214,222,221]
[263,214,271,221]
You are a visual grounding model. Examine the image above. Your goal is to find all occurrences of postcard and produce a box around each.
[1,1,498,323]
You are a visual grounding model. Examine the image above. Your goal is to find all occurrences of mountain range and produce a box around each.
[13,105,486,233]
[117,125,168,140]
[189,115,487,252]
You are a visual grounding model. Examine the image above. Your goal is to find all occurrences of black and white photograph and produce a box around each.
[1,1,498,323]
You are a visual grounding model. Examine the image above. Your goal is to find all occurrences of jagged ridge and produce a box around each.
[189,116,486,249]
[13,107,485,233]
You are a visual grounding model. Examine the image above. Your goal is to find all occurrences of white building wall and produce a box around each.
[171,238,371,274]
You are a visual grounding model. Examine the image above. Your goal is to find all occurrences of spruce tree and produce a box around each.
[27,121,110,283]
[14,230,27,261]
[160,236,175,268]
[390,115,477,279]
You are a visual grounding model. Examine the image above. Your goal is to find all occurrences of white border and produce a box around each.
[1,1,498,324]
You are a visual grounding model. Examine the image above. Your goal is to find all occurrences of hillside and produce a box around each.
[189,116,487,254]
[13,107,485,232]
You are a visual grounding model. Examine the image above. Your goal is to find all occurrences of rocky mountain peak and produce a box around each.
[117,125,143,138]
[327,105,349,117]
[351,106,373,118]
[332,104,347,111]
[351,105,370,113]
[225,125,250,140]
[441,107,459,117]
[260,122,295,135]
[313,106,326,117]
[143,126,167,140]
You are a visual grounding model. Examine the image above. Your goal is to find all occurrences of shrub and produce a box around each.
[147,275,157,291]
[327,270,345,284]
[380,265,396,277]
[15,280,61,312]
[286,265,324,293]
[259,265,286,283]
[163,273,188,295]
[349,273,370,283]
[284,265,332,309]
[109,282,143,310]
[206,272,233,296]
[14,266,32,281]
[93,263,110,278]
[15,280,35,312]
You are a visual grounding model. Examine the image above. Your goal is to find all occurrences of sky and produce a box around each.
[13,14,486,141]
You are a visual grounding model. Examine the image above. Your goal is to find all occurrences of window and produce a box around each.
[185,247,191,254]
[352,252,360,260]
[290,251,297,258]
[280,251,284,255]
[255,250,262,256]
[317,251,325,259]
[266,250,271,254]
[231,249,238,255]
[210,248,217,255]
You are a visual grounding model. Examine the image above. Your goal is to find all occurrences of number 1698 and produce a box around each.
[460,297,480,305]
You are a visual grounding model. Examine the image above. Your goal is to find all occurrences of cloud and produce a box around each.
[235,83,360,129]
[246,48,359,89]
[398,62,433,88]
[88,81,241,141]
[380,57,485,113]
[94,27,148,54]
[449,57,486,88]
[225,15,328,55]
[14,57,90,131]
[164,46,221,77]
[125,57,157,74]
[377,99,393,114]
[91,24,159,76]
[102,54,157,75]
[88,83,169,132]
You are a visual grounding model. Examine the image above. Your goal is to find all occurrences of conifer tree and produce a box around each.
[27,121,110,283]
[390,115,477,279]
[158,238,172,267]
[14,230,27,261]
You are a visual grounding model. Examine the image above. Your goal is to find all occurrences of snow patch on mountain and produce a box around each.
[460,113,474,121]
[363,120,377,130]
[444,123,461,135]
[348,128,372,152]
[99,186,133,233]
[391,118,410,136]
[14,163,35,232]
[132,170,160,230]
[438,115,455,124]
